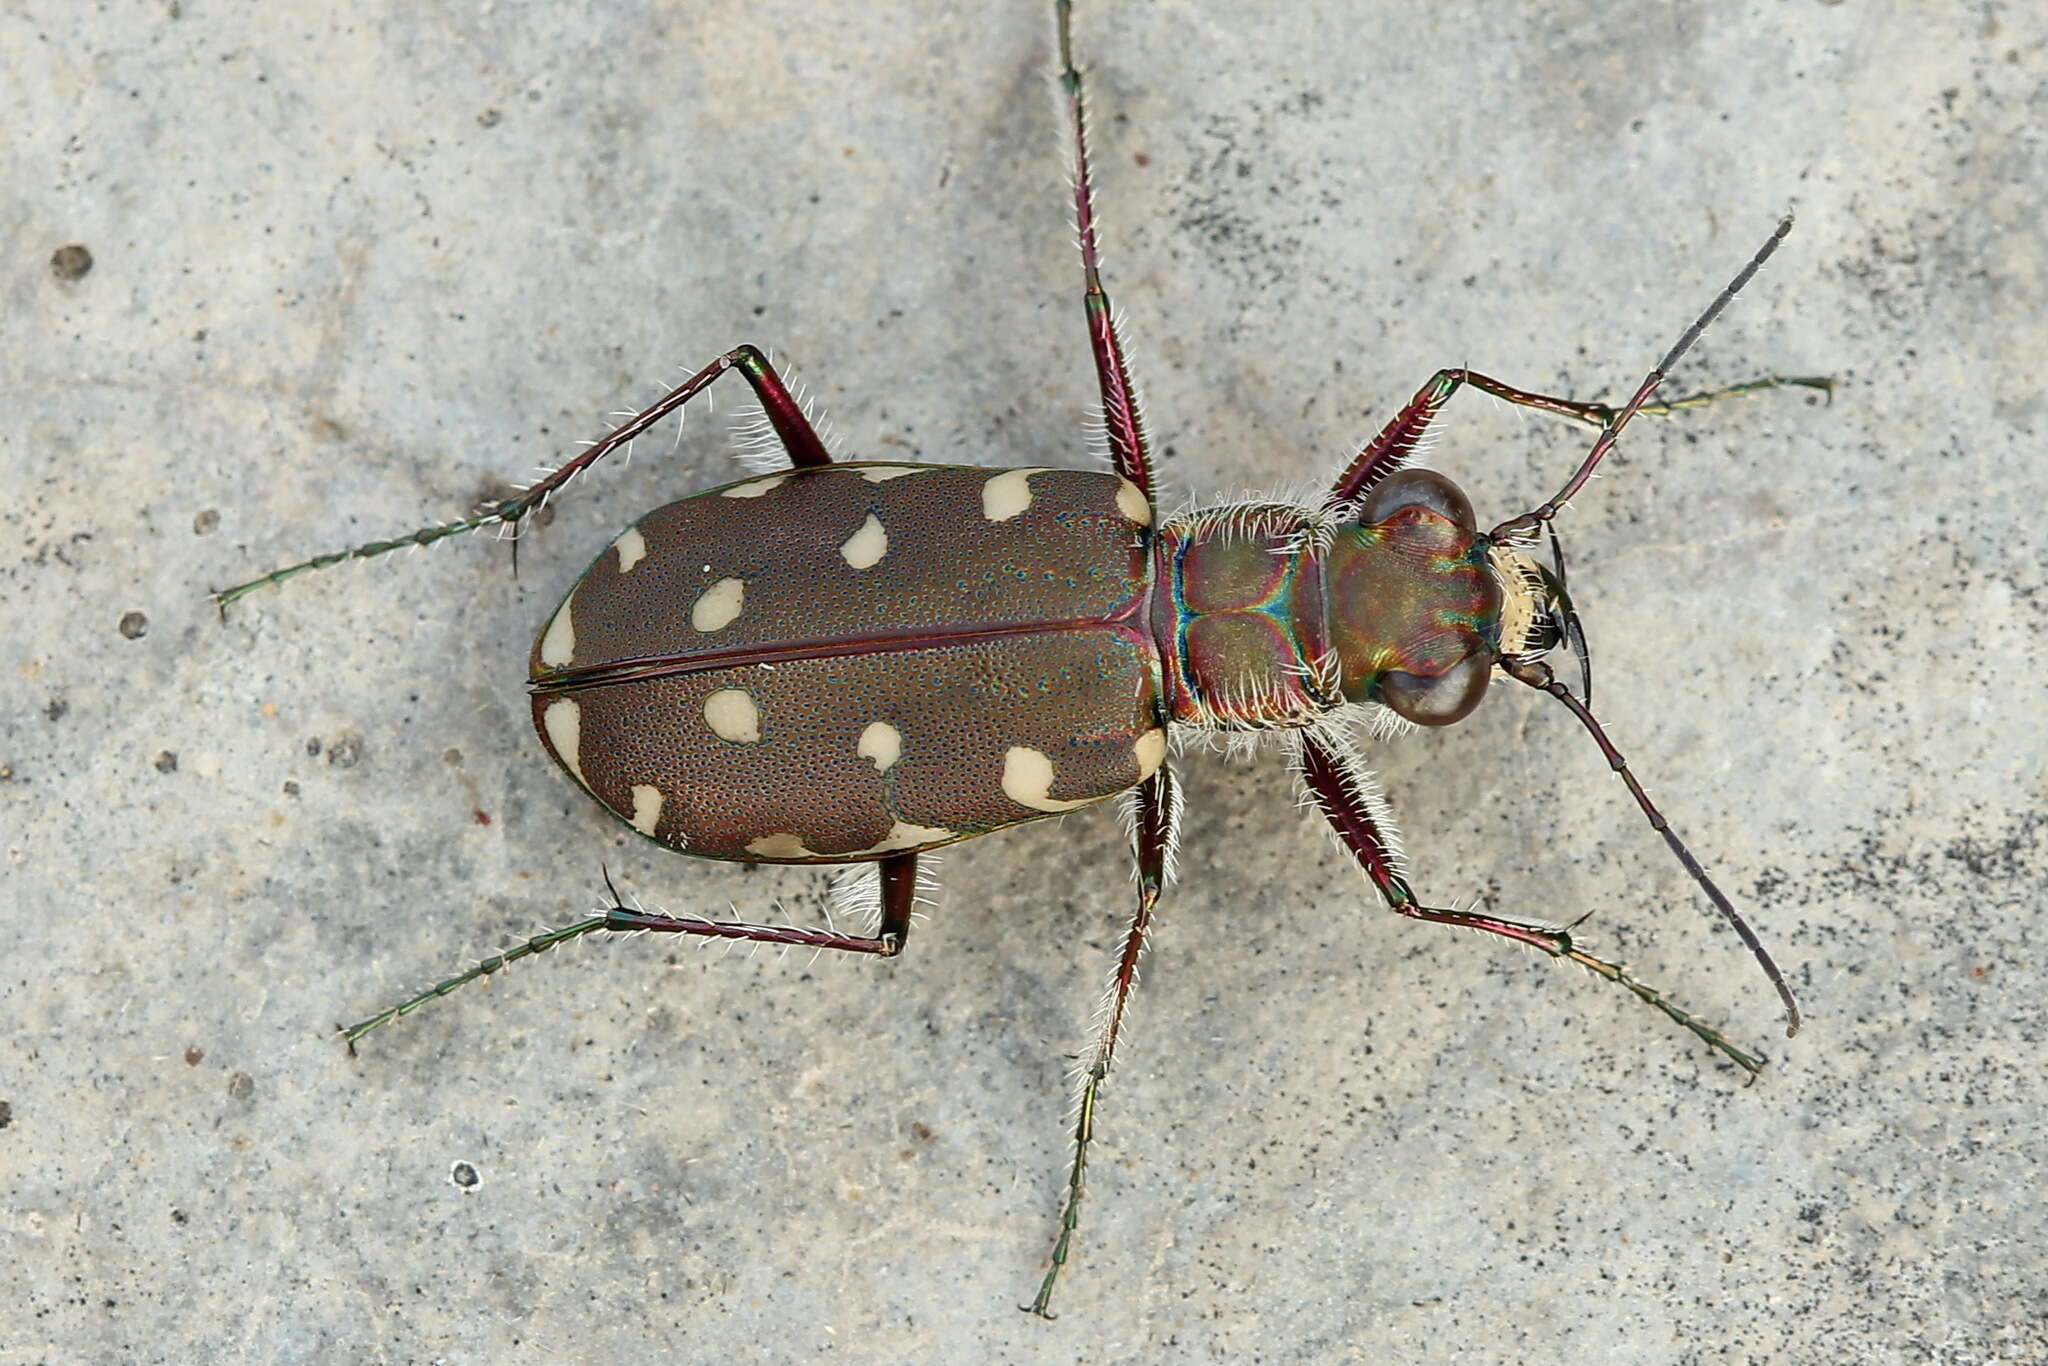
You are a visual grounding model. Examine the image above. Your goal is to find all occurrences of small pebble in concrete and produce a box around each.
[192,509,219,535]
[155,751,178,773]
[450,1161,481,1190]
[120,611,148,639]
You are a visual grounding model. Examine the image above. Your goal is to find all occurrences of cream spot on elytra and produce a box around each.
[542,697,584,784]
[690,577,745,632]
[703,689,761,743]
[857,721,902,772]
[721,474,789,498]
[628,784,663,836]
[852,820,956,855]
[613,526,647,573]
[858,465,927,482]
[538,592,576,668]
[839,514,888,570]
[1133,728,1167,781]
[1002,745,1097,812]
[746,831,819,859]
[1114,478,1152,527]
[981,468,1049,522]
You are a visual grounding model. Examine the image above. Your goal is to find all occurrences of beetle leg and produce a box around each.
[1055,0,1159,507]
[1323,367,1832,508]
[873,852,918,951]
[213,343,829,607]
[1027,765,1181,1319]
[340,855,916,1051]
[1291,725,1767,1078]
[829,854,928,947]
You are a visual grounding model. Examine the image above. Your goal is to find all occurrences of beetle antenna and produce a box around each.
[1491,216,1795,544]
[1499,655,1802,1039]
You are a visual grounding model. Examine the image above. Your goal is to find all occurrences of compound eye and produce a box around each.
[1359,468,1476,532]
[1379,651,1491,727]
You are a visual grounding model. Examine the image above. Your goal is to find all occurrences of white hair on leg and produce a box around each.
[827,862,884,938]
[728,403,790,475]
[1286,719,1410,885]
[911,854,942,925]
[718,352,850,474]
[1065,766,1180,1110]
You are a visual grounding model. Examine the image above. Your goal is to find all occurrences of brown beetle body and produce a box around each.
[529,463,1166,862]
[528,459,1513,864]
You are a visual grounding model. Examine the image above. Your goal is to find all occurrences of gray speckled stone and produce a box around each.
[5,2,2044,1362]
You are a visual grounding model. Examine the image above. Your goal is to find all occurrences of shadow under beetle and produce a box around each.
[216,0,1824,1318]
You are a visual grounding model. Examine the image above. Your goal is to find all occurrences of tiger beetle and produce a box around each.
[216,0,1824,1318]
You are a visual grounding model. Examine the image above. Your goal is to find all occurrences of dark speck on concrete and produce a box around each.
[451,1161,480,1189]
[154,751,177,773]
[226,1072,254,1102]
[119,611,148,639]
[51,243,93,280]
[192,509,219,535]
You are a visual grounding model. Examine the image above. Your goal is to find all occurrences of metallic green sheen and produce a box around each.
[1323,506,1500,703]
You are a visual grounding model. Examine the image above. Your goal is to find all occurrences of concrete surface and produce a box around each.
[5,2,2045,1362]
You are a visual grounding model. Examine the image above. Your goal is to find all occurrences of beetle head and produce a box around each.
[1324,468,1499,725]
[1323,467,1587,726]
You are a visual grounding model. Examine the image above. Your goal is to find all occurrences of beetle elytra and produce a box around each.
[216,0,1824,1317]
